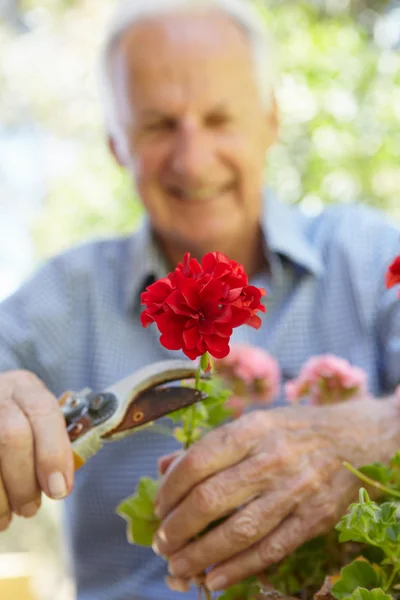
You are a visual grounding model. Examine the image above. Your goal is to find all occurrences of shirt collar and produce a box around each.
[262,189,323,277]
[124,216,169,314]
[125,191,324,313]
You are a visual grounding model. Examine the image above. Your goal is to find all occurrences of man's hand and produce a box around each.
[154,397,400,592]
[0,370,74,530]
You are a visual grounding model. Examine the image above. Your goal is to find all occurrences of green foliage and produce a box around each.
[116,477,160,546]
[266,536,336,596]
[359,452,400,493]
[333,488,400,598]
[1,0,397,263]
[331,561,381,599]
[217,577,261,600]
[342,589,393,600]
[168,376,232,447]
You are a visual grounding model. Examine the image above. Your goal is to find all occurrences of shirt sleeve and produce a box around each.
[0,257,72,391]
[331,204,400,395]
[373,218,400,393]
[377,273,400,394]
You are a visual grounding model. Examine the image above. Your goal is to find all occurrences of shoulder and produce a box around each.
[306,203,399,265]
[305,203,399,324]
[1,231,143,311]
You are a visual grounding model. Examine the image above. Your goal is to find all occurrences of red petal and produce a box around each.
[246,314,262,329]
[140,310,154,328]
[204,335,230,358]
[180,279,201,309]
[386,256,400,289]
[160,329,183,350]
[183,325,200,349]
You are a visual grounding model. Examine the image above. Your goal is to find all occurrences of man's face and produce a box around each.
[109,12,277,252]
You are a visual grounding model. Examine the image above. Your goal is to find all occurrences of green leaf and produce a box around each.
[125,513,160,546]
[331,561,380,600]
[116,476,160,547]
[217,578,260,600]
[344,588,393,600]
[359,465,391,486]
[206,403,232,428]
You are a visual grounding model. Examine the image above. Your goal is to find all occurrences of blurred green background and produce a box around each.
[1,0,399,274]
[0,1,399,598]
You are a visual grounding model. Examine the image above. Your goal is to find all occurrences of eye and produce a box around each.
[205,112,231,128]
[145,118,177,132]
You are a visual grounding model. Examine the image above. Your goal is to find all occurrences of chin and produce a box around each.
[177,223,238,253]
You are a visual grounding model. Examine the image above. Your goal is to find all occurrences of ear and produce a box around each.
[107,134,127,168]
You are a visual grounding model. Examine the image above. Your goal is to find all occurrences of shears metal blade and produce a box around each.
[58,360,207,470]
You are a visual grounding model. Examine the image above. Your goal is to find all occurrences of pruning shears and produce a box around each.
[59,360,207,470]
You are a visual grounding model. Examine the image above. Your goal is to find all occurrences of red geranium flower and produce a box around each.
[386,255,400,293]
[140,252,266,360]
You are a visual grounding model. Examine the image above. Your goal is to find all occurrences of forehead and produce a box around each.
[110,12,257,112]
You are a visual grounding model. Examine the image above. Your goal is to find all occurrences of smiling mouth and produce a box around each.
[165,183,234,203]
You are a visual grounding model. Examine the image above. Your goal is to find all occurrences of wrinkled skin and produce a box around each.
[108,11,277,275]
[154,397,400,592]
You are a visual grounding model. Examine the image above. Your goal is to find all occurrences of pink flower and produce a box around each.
[215,343,281,406]
[285,354,368,405]
[225,395,248,419]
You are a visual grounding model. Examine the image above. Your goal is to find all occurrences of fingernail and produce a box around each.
[207,575,228,592]
[19,501,39,518]
[0,515,10,530]
[152,540,161,556]
[165,575,191,592]
[169,558,189,577]
[157,527,167,543]
[48,472,68,499]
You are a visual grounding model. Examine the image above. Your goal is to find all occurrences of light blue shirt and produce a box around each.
[0,192,399,600]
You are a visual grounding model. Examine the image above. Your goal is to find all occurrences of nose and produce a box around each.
[169,117,216,185]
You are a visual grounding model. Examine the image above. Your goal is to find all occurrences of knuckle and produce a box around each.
[0,416,31,449]
[241,452,271,483]
[230,512,260,546]
[8,370,42,392]
[185,447,212,475]
[23,397,58,420]
[191,483,220,516]
[259,538,286,565]
[37,449,67,470]
[239,411,268,437]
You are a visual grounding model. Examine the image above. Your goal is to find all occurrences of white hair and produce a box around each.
[100,0,276,134]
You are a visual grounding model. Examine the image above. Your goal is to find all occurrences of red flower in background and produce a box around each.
[140,252,266,360]
[386,256,400,293]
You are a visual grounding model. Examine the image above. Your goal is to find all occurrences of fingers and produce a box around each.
[158,451,182,476]
[0,371,74,530]
[11,372,74,499]
[165,576,191,593]
[0,392,41,519]
[206,513,315,592]
[166,470,314,578]
[0,476,12,530]
[155,451,287,556]
[155,411,270,518]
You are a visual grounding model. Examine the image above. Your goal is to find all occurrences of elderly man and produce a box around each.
[0,0,399,598]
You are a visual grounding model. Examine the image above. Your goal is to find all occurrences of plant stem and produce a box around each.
[343,462,400,499]
[184,365,203,449]
[202,585,212,600]
[385,563,399,592]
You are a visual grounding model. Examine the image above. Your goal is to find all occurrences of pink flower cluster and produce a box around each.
[215,343,281,417]
[285,354,369,405]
